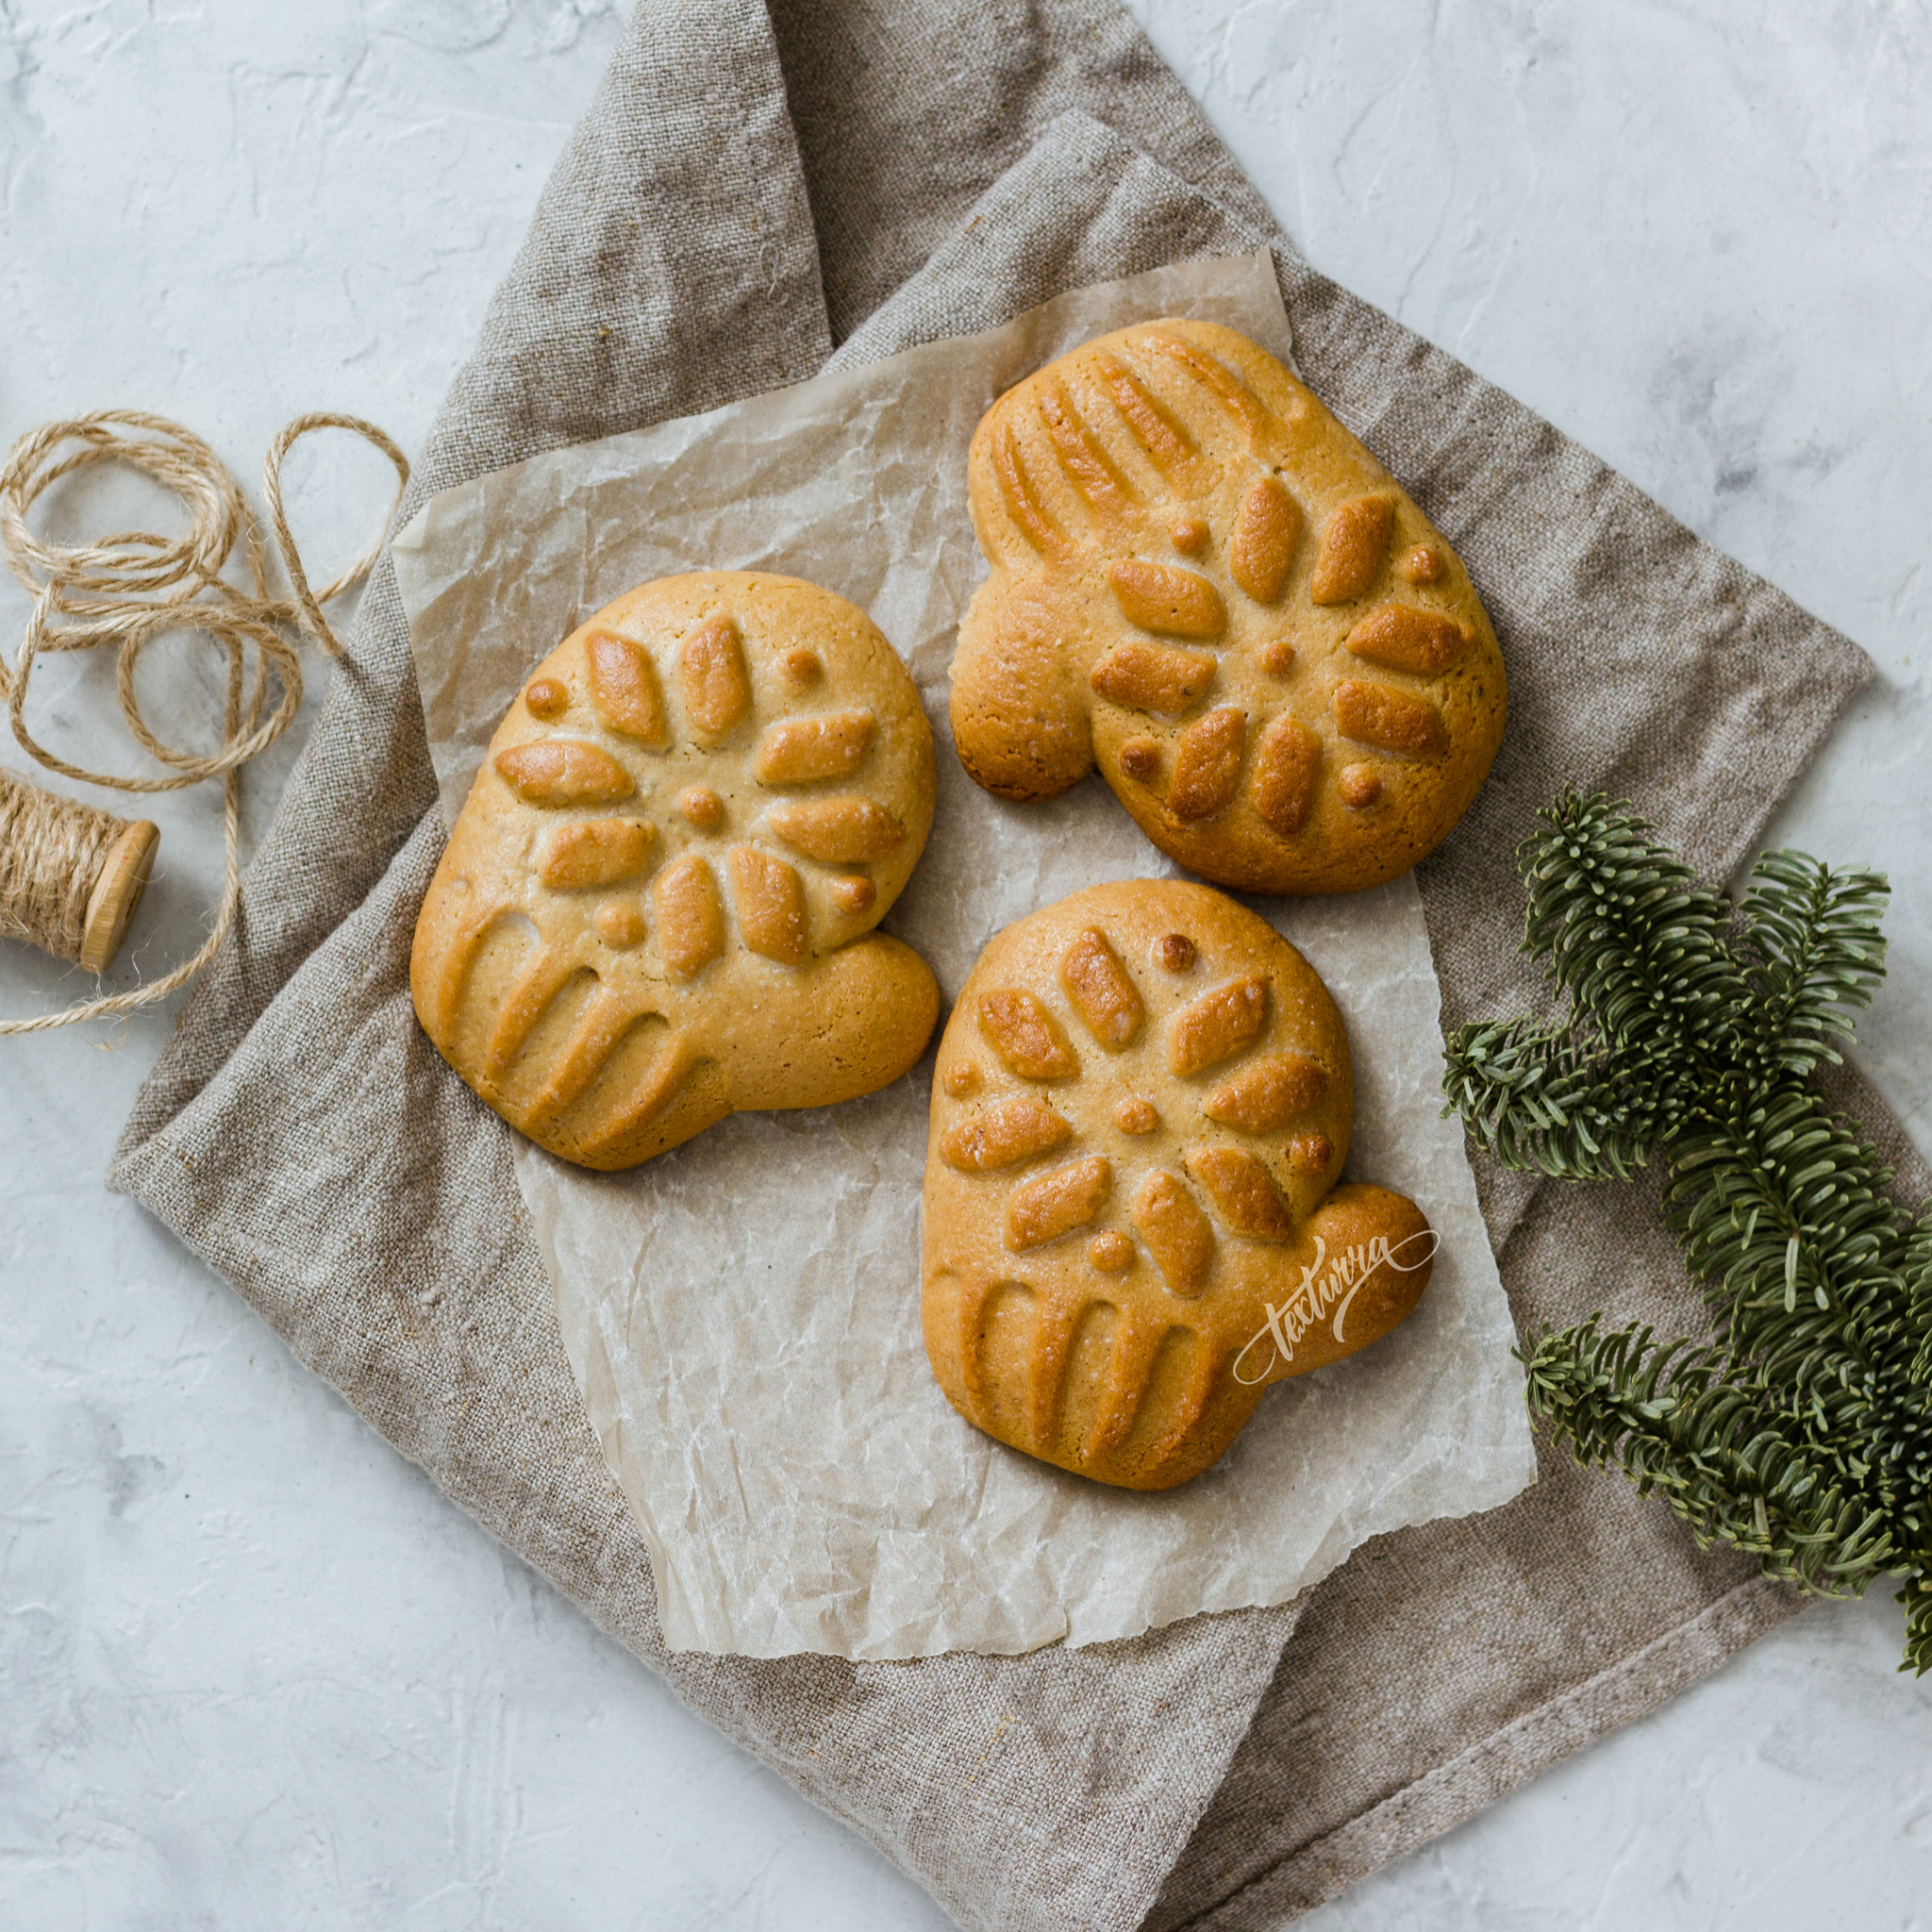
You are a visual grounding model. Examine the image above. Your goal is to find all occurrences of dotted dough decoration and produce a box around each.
[951,319,1508,894]
[923,880,1437,1490]
[411,572,941,1169]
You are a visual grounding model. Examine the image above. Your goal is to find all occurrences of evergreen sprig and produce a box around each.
[1443,791,1931,1674]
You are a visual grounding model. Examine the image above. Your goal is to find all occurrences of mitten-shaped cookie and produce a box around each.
[953,320,1506,894]
[923,881,1435,1489]
[412,572,941,1169]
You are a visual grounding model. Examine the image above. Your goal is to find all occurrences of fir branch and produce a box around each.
[1441,1021,1672,1181]
[1520,791,1746,1070]
[1524,1319,1900,1593]
[1901,1216,1932,1391]
[1901,1573,1932,1676]
[1445,792,1932,1674]
[1740,852,1889,1080]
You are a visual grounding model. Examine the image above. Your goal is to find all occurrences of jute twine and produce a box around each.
[0,409,407,1034]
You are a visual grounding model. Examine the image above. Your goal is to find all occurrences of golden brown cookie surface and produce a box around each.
[923,881,1435,1490]
[953,320,1507,893]
[412,572,940,1169]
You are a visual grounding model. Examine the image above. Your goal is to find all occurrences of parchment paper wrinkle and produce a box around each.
[391,248,1537,1664]
[108,8,1880,1931]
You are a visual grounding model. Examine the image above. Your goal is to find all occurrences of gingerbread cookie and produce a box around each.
[952,319,1507,894]
[412,573,941,1169]
[923,881,1435,1489]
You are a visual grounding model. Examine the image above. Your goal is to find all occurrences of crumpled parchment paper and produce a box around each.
[391,250,1537,1661]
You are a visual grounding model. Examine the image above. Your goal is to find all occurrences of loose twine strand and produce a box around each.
[0,409,408,1035]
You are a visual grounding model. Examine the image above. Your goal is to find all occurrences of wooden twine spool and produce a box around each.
[0,765,158,974]
[0,408,407,1034]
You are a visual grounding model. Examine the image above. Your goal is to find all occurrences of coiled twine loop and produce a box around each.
[0,409,407,1034]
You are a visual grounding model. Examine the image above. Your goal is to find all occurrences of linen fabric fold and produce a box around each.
[108,4,1878,1929]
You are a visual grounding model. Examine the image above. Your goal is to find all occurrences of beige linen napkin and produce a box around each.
[109,6,1878,1927]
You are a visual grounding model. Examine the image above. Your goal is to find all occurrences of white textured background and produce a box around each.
[2,2,1927,1925]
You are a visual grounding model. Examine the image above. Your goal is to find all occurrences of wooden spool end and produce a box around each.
[79,819,160,975]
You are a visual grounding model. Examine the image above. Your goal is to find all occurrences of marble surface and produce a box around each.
[1,1,1926,1924]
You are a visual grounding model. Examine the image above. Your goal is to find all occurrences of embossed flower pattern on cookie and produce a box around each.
[411,573,940,1169]
[923,880,1436,1490]
[951,320,1507,894]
